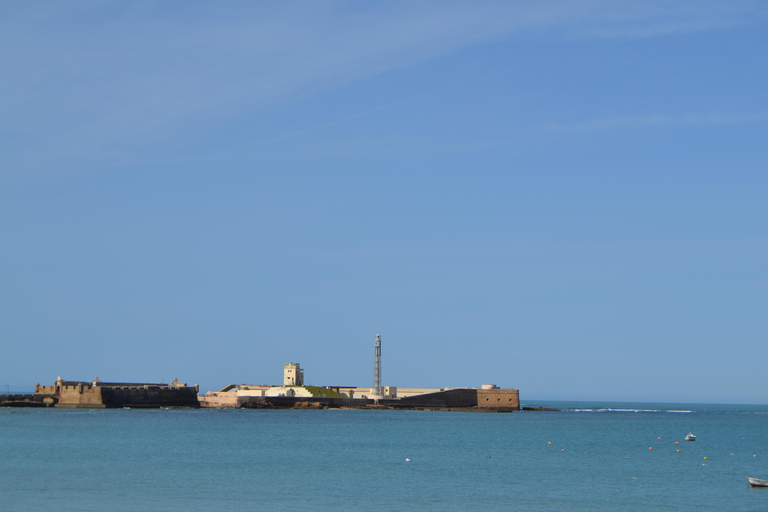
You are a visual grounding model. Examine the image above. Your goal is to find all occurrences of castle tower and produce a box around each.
[372,333,382,396]
[284,363,304,386]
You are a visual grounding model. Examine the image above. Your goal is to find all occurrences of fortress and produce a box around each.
[33,376,200,408]
[3,334,519,411]
[198,336,520,412]
[198,381,519,411]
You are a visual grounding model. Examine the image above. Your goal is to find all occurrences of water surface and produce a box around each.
[2,402,768,511]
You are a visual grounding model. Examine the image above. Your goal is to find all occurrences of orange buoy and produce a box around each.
[657,437,661,440]
[649,447,653,450]
[675,441,679,445]
[548,442,551,445]
[677,449,680,453]
[703,456,707,460]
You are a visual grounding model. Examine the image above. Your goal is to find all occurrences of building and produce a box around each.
[476,385,520,409]
[284,363,304,386]
[196,360,520,411]
[35,376,200,408]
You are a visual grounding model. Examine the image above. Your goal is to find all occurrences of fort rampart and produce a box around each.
[34,377,200,408]
[223,387,519,411]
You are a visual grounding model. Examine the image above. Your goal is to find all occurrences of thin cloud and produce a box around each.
[256,71,497,146]
[2,1,767,176]
[540,112,768,131]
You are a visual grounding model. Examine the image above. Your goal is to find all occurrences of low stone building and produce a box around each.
[477,386,520,410]
[35,376,200,408]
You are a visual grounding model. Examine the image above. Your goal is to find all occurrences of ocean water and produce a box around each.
[2,402,768,511]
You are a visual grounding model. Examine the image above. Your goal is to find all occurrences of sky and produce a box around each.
[1,1,767,403]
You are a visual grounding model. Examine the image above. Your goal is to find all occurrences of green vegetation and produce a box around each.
[304,386,346,398]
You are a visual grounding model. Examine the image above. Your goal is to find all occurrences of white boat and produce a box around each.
[748,477,768,487]
[685,433,696,441]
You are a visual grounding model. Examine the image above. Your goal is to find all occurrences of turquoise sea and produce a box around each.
[2,401,768,511]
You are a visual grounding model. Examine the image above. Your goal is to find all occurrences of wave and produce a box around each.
[569,408,693,413]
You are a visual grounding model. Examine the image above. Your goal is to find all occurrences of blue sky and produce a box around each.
[1,1,767,403]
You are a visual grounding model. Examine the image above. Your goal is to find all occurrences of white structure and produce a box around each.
[284,363,304,386]
[335,386,442,399]
[265,386,313,398]
[372,333,382,396]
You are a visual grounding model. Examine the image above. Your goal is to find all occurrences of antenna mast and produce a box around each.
[373,333,382,396]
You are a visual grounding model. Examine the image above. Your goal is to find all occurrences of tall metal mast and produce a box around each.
[373,333,382,396]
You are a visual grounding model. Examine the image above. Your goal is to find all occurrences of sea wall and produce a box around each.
[477,388,519,410]
[58,383,105,408]
[35,378,201,408]
[0,394,57,407]
[199,391,239,408]
[238,396,373,409]
[380,388,479,408]
[234,388,519,411]
[100,386,200,408]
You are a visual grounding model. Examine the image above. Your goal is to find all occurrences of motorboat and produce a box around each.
[748,477,768,487]
[685,433,696,441]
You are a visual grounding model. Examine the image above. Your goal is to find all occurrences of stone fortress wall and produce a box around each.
[35,376,200,408]
[21,358,519,412]
[199,382,519,411]
[477,386,520,409]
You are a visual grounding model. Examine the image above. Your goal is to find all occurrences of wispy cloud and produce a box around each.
[1,1,767,176]
[540,112,768,131]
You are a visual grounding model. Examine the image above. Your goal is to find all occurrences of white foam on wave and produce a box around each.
[570,408,693,413]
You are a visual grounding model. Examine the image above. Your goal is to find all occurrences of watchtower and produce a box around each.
[284,363,304,386]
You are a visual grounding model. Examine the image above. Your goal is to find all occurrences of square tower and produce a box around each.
[284,363,304,386]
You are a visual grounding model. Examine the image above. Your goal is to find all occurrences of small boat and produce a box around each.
[748,477,768,487]
[685,433,696,441]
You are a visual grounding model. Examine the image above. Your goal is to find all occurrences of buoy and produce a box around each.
[675,441,679,445]
[703,457,707,460]
[405,458,411,462]
[562,449,565,452]
[657,437,661,440]
[548,442,551,445]
[677,449,680,453]
[649,447,653,450]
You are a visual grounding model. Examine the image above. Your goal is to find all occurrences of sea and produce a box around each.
[2,401,768,511]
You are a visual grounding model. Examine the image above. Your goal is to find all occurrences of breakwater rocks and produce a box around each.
[0,394,57,407]
[240,396,370,409]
